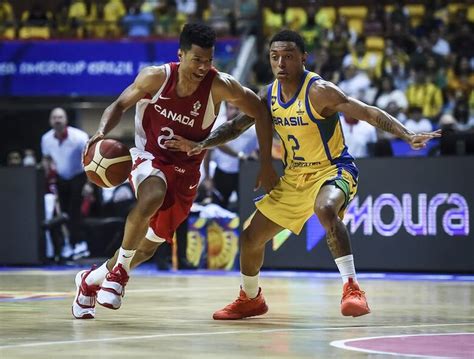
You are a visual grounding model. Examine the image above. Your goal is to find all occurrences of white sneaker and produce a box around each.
[61,243,74,259]
[72,268,100,319]
[73,242,90,260]
[97,264,129,310]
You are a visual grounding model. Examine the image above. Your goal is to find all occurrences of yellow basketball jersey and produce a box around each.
[267,70,354,173]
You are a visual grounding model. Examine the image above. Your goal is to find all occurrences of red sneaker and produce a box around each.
[72,268,100,319]
[97,263,129,310]
[213,288,268,320]
[341,278,371,317]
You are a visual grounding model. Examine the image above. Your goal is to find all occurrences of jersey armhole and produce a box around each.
[305,76,325,122]
[150,64,171,102]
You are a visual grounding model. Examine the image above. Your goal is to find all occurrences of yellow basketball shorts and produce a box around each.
[255,163,358,235]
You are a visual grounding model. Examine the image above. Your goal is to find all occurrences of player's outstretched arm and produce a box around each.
[311,81,441,150]
[83,66,166,159]
[164,113,255,155]
[214,73,274,165]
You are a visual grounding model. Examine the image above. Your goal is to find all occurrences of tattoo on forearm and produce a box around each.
[201,114,254,148]
[374,115,394,133]
[373,110,412,139]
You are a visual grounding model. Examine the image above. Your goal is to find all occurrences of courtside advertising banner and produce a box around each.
[0,39,239,96]
[240,157,473,272]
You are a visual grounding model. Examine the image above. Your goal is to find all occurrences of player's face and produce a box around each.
[178,45,214,83]
[269,41,306,82]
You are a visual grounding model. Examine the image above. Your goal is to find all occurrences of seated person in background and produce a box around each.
[340,114,377,158]
[404,106,433,133]
[6,150,22,166]
[205,102,258,210]
[373,75,408,113]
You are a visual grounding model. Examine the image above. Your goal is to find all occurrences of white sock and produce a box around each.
[116,247,136,273]
[85,262,109,286]
[241,273,259,299]
[335,254,357,284]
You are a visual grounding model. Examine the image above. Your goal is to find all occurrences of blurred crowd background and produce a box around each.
[1,0,473,266]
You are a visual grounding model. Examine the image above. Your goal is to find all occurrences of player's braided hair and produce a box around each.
[270,30,306,53]
[180,23,216,51]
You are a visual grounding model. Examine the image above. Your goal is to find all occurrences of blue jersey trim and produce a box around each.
[277,70,309,109]
[276,131,288,169]
[304,76,333,162]
[267,83,273,111]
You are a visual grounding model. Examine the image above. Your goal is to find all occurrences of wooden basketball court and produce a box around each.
[1,268,473,358]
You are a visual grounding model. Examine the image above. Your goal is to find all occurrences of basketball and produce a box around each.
[83,139,132,188]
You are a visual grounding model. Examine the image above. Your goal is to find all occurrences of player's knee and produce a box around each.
[315,201,338,227]
[135,191,165,217]
[241,227,266,248]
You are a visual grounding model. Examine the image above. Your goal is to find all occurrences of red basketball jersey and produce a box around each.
[134,62,218,176]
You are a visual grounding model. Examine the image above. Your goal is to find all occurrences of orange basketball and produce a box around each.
[83,139,132,188]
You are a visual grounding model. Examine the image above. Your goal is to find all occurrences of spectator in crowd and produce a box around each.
[19,2,52,39]
[415,6,443,38]
[447,56,474,101]
[68,0,88,37]
[404,106,433,133]
[122,1,155,37]
[425,54,447,89]
[312,46,339,84]
[342,37,381,79]
[338,64,371,102]
[326,23,350,69]
[41,107,89,260]
[101,0,126,37]
[340,114,377,158]
[6,150,22,167]
[23,149,37,167]
[406,69,443,119]
[381,52,409,90]
[429,28,450,58]
[388,22,417,55]
[0,0,15,38]
[387,0,409,31]
[234,0,258,35]
[453,97,474,132]
[300,3,325,54]
[409,35,444,74]
[262,0,285,37]
[373,75,408,113]
[363,7,384,36]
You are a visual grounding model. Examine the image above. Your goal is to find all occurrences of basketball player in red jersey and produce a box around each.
[72,23,272,319]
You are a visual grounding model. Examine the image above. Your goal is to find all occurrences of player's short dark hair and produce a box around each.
[179,23,216,51]
[269,30,306,53]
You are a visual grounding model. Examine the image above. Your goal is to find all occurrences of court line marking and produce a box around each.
[1,270,473,282]
[330,332,474,358]
[0,323,472,350]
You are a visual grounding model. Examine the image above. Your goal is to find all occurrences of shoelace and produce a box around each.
[81,283,100,297]
[224,294,248,311]
[343,286,365,300]
[107,268,129,286]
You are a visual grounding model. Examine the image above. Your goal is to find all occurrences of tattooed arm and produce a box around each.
[164,113,255,155]
[310,80,441,149]
[200,113,255,149]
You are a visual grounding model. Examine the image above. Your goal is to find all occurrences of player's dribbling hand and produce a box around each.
[82,131,104,165]
[255,162,279,193]
[406,129,442,150]
[165,135,204,156]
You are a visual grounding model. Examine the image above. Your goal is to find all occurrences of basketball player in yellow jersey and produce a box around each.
[166,30,441,319]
